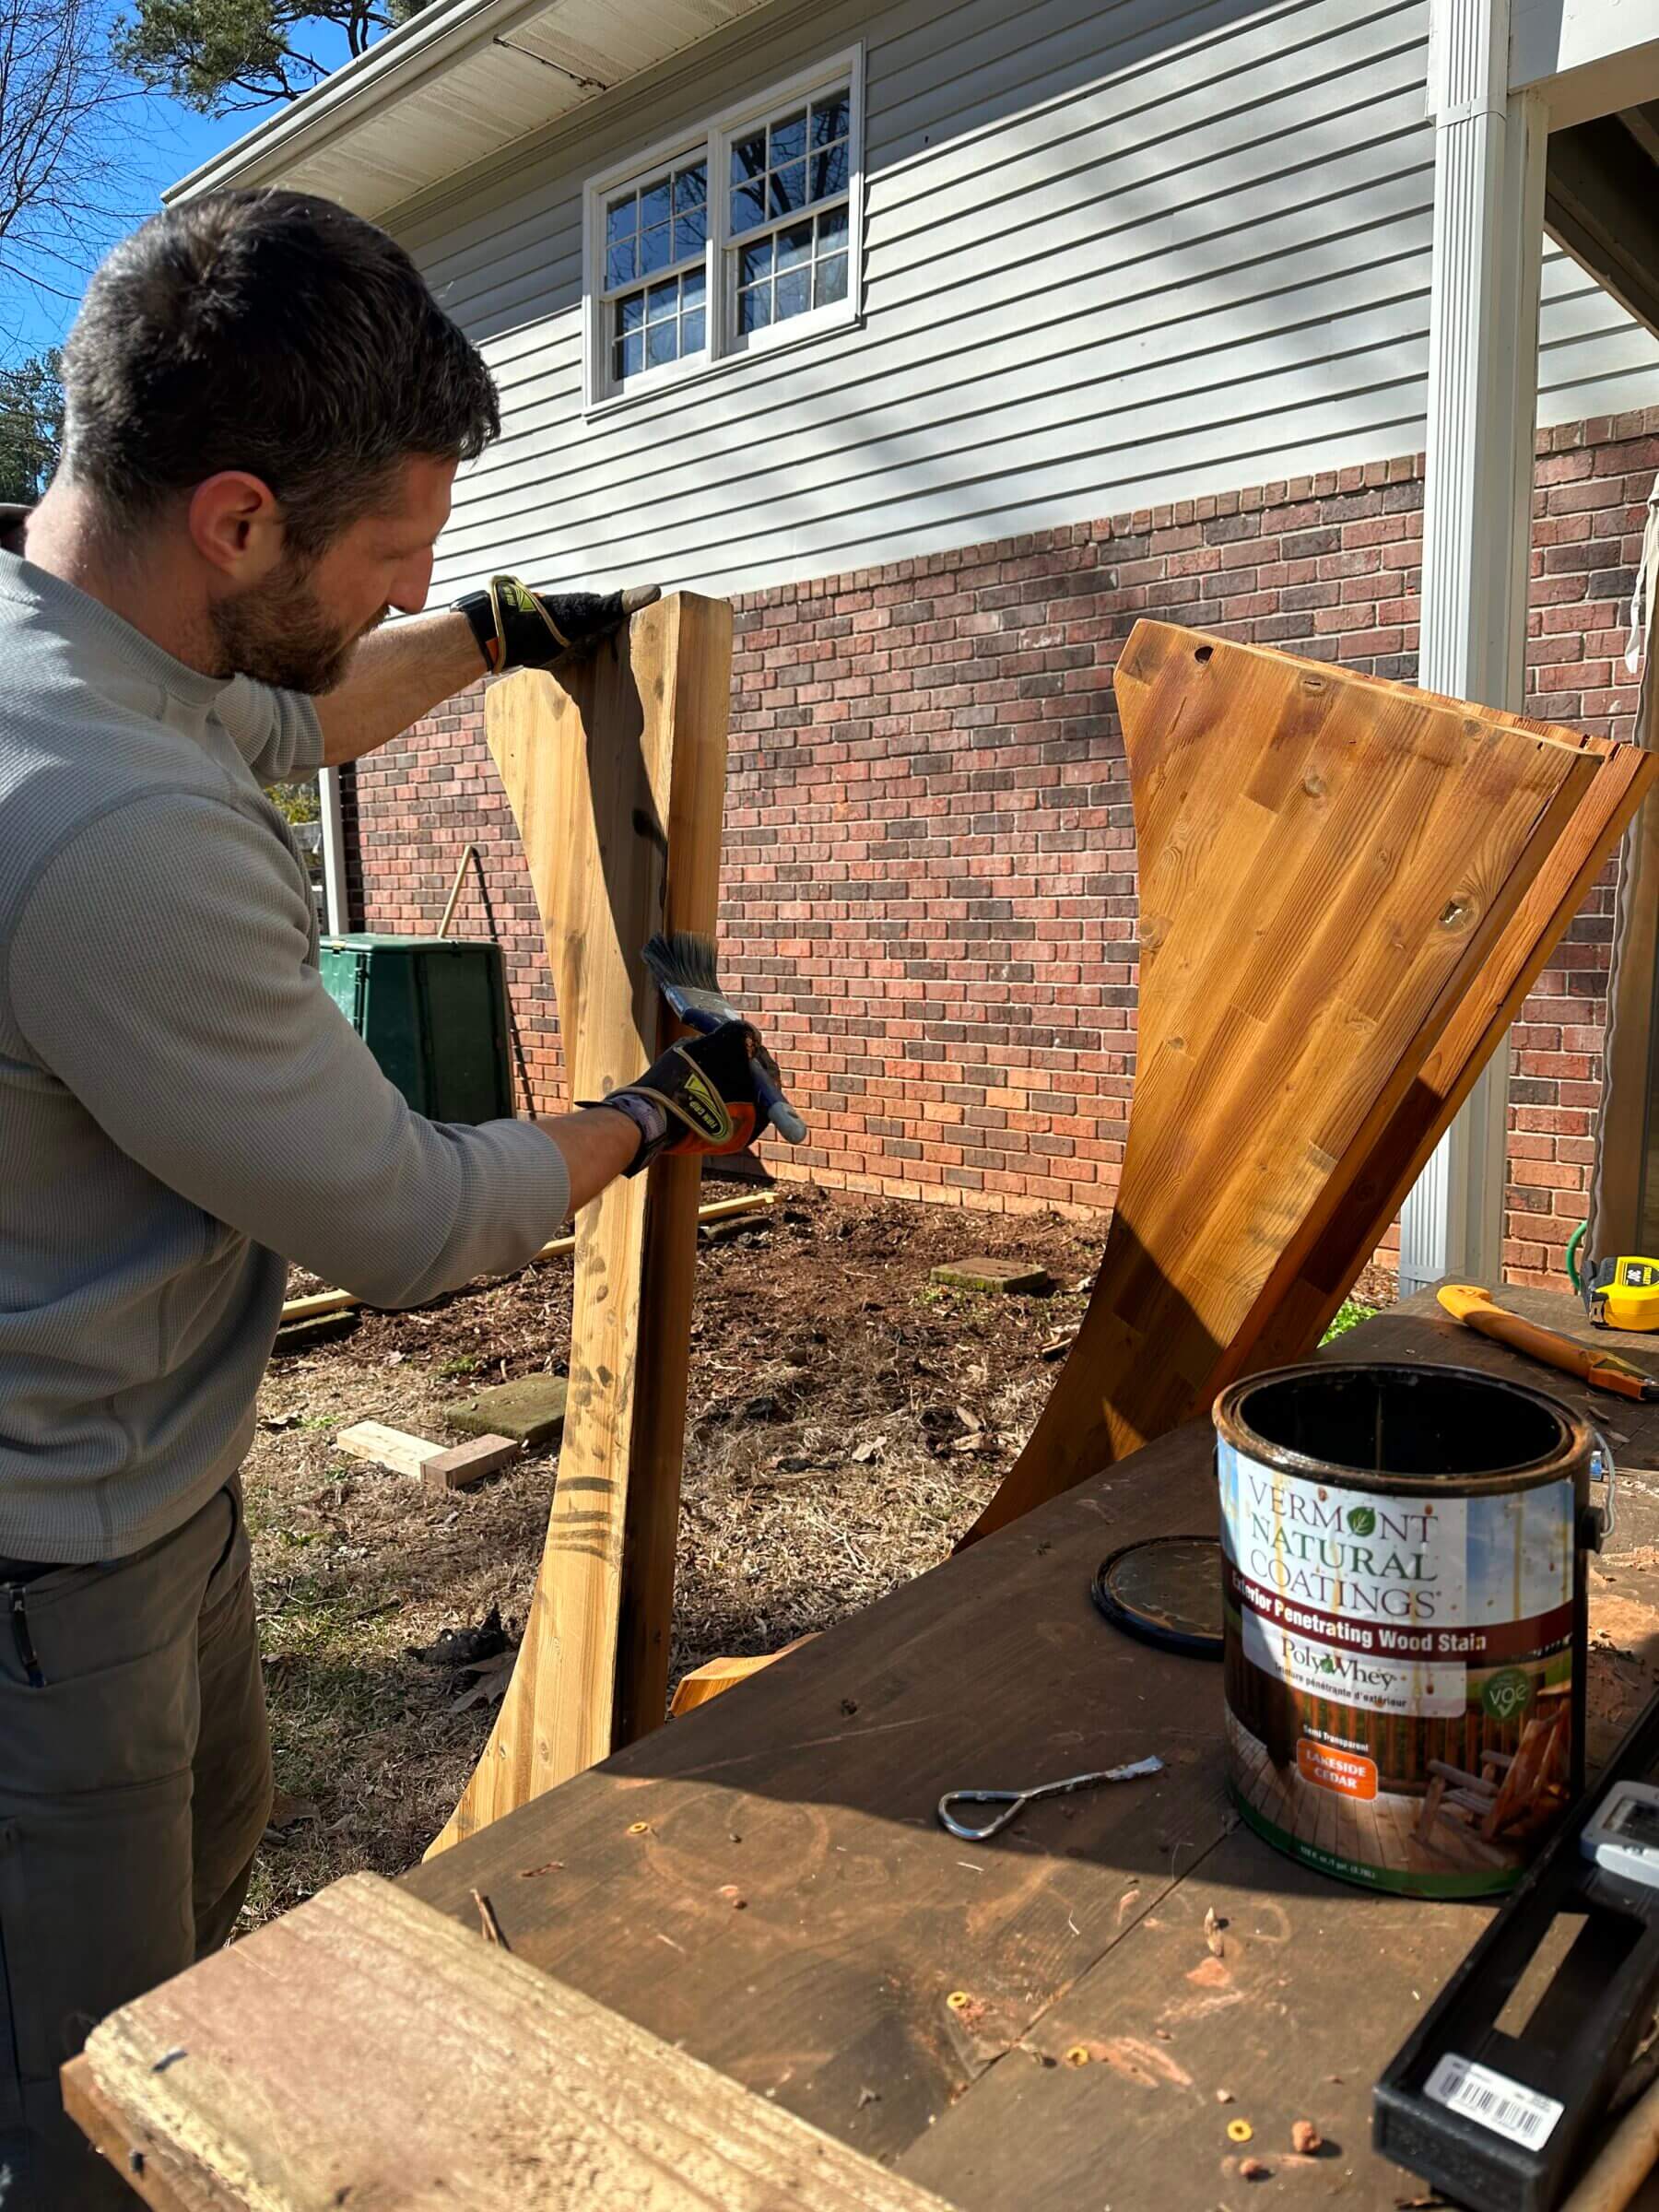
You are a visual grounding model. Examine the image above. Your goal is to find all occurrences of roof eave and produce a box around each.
[164,0,533,202]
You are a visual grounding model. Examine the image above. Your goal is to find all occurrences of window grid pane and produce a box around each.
[728,85,851,238]
[727,200,851,337]
[601,158,707,297]
[611,262,709,383]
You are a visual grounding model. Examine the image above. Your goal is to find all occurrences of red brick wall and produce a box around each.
[343,406,1657,1276]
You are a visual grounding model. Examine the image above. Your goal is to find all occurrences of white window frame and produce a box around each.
[582,46,865,415]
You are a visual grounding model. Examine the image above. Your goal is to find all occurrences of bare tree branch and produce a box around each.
[0,0,149,315]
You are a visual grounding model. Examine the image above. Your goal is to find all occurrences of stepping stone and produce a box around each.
[443,1373,569,1450]
[931,1257,1053,1296]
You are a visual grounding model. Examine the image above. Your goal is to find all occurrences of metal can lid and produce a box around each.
[1091,1535,1224,1658]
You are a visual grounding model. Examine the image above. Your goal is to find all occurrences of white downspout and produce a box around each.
[318,763,350,936]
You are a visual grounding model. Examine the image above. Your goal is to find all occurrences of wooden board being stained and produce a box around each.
[65,1876,955,2212]
[429,592,732,1854]
[969,619,1657,1540]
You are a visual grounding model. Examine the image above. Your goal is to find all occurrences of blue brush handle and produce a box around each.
[674,1004,806,1144]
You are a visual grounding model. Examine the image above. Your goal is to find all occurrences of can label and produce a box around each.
[1219,1439,1577,1896]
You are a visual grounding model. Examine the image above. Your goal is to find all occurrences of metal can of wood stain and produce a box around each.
[1215,1362,1609,1899]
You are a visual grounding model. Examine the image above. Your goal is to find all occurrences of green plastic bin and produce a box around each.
[319,935,513,1125]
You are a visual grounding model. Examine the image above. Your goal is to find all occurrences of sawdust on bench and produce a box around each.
[241,1183,1395,1926]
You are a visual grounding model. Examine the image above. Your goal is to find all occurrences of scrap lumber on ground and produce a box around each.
[965,619,1657,1542]
[429,591,733,1857]
[277,1191,774,1325]
[423,1436,521,1492]
[335,1422,521,1491]
[669,1634,819,1716]
[64,1875,954,2212]
[335,1420,443,1480]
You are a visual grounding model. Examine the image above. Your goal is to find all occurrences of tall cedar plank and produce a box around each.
[68,1877,957,2212]
[402,1294,1659,2209]
[964,620,1643,1540]
[429,594,731,1857]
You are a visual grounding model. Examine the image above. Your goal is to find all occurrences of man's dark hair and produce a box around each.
[61,190,500,552]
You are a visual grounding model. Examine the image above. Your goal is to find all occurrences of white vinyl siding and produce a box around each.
[399,0,1659,603]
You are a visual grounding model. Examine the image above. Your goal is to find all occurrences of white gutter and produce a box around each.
[164,0,548,203]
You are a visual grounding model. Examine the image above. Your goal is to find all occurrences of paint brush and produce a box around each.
[641,931,807,1145]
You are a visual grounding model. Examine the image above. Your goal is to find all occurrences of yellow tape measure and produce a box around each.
[1587,1256,1659,1332]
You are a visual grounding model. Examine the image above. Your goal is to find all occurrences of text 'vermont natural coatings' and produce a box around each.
[1215,1363,1596,1900]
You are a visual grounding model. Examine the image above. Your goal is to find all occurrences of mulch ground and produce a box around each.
[241,1182,1396,1924]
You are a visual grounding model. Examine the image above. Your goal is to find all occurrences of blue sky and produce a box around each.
[3,98,266,359]
[2,12,359,362]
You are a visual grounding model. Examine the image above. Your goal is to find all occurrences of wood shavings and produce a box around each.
[471,1888,508,1948]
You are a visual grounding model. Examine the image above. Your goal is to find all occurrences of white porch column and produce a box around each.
[1396,0,1547,1296]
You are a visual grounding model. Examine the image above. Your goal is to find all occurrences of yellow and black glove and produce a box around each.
[453,575,660,675]
[587,1021,781,1177]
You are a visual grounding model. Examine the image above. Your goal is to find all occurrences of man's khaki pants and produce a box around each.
[0,1480,273,2209]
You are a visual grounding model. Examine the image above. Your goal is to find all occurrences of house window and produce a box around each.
[727,87,852,336]
[584,51,863,408]
[602,159,708,381]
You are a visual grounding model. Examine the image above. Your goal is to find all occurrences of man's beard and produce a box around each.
[209,556,389,694]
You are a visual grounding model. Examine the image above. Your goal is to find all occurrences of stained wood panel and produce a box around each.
[429,592,732,1856]
[1252,700,1652,1361]
[66,1877,956,2212]
[966,621,1656,1541]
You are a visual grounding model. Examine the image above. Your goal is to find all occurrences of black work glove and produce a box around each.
[453,575,661,675]
[586,1020,781,1176]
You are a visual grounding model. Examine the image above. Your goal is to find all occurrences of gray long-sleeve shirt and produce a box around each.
[0,554,570,1563]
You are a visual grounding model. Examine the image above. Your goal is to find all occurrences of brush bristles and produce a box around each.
[642,930,723,994]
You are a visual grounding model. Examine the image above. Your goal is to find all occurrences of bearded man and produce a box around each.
[0,189,780,2206]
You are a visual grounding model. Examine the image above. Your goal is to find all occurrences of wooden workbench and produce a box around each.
[400,1288,1659,2208]
[71,1288,1659,2207]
